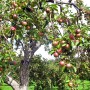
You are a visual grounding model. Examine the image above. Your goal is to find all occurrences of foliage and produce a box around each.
[29,55,90,90]
[0,0,90,89]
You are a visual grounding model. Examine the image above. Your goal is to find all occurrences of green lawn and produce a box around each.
[0,80,90,90]
[0,84,13,90]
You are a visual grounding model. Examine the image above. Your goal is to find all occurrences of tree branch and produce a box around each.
[6,75,19,90]
[56,2,80,12]
[31,41,41,56]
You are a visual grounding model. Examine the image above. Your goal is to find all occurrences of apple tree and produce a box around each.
[0,0,90,90]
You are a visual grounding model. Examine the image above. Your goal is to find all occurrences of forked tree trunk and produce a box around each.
[6,60,30,90]
[6,41,41,90]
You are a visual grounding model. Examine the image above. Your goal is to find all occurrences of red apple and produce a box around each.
[76,33,81,38]
[9,61,17,65]
[69,34,75,40]
[38,32,44,36]
[52,41,59,47]
[0,67,3,71]
[13,14,18,19]
[46,8,51,13]
[13,61,17,65]
[21,21,27,26]
[59,61,65,66]
[26,26,31,30]
[66,63,72,68]
[57,18,63,23]
[65,44,70,49]
[54,52,59,57]
[11,26,16,31]
[57,48,62,54]
[76,29,81,34]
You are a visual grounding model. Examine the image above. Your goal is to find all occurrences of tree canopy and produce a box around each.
[0,0,90,90]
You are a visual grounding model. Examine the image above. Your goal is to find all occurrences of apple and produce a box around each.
[0,67,3,71]
[46,8,51,13]
[9,61,17,65]
[68,81,73,87]
[11,26,16,31]
[65,44,70,49]
[54,52,59,57]
[57,48,62,54]
[21,21,27,26]
[59,61,65,66]
[12,2,18,7]
[66,63,72,68]
[26,26,31,30]
[69,34,75,40]
[76,33,81,38]
[60,40,66,44]
[13,61,17,65]
[13,14,18,19]
[38,32,44,36]
[57,18,63,23]
[76,29,81,34]
[52,41,59,47]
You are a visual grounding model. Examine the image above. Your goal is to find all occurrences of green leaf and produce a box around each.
[0,55,3,61]
[71,41,75,47]
[50,4,58,11]
[0,4,3,9]
[49,50,55,55]
[60,66,66,72]
[73,66,77,73]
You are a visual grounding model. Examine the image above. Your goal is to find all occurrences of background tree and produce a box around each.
[0,0,90,90]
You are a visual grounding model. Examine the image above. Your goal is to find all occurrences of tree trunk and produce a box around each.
[6,75,28,90]
[6,41,41,90]
[19,85,28,90]
[19,59,30,90]
[19,41,41,90]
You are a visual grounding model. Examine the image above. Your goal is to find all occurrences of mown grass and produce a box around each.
[0,80,90,90]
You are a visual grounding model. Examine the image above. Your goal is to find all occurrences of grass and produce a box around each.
[0,83,13,90]
[0,80,90,90]
[77,80,90,90]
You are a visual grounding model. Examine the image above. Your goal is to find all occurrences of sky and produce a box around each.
[34,0,90,60]
[35,45,55,60]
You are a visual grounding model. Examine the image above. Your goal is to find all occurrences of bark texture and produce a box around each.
[6,41,41,90]
[20,41,40,87]
[6,76,19,90]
